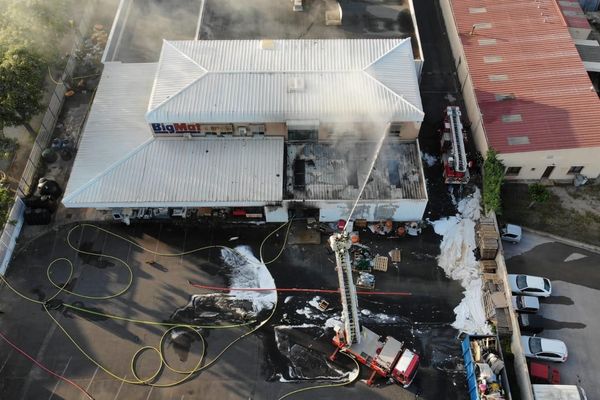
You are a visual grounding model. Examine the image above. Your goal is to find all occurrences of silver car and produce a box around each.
[508,274,552,297]
[521,336,568,363]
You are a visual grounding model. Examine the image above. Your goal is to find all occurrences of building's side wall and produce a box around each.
[500,146,600,181]
[569,27,592,40]
[398,121,422,140]
[439,0,489,157]
[265,123,287,137]
[287,200,427,222]
[264,205,289,222]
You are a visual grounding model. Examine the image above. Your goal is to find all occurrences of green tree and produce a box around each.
[528,183,550,208]
[483,148,505,214]
[0,45,45,136]
[0,185,14,227]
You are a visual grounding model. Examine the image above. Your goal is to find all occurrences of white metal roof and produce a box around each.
[64,138,284,207]
[147,39,424,124]
[64,62,284,208]
[64,62,156,202]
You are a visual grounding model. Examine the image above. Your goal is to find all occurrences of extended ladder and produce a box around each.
[329,232,361,345]
[447,106,467,173]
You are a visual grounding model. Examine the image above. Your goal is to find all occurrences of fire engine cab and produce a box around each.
[441,106,469,184]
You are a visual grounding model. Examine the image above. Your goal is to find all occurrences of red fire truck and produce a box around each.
[330,325,419,387]
[441,106,470,184]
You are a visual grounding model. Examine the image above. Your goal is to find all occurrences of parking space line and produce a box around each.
[48,356,71,400]
[112,374,126,400]
[83,365,99,397]
[0,350,13,374]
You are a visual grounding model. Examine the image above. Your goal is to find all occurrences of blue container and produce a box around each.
[580,0,600,12]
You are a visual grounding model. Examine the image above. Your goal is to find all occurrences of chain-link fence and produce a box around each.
[0,1,98,276]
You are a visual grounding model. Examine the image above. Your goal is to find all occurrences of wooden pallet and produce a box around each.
[373,256,388,272]
[480,260,498,273]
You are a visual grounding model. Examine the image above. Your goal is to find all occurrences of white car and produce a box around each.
[292,0,303,11]
[501,224,522,243]
[508,274,552,297]
[512,295,540,313]
[521,336,568,362]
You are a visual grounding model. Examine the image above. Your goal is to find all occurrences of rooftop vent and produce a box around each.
[288,77,305,92]
[260,40,275,50]
[495,93,516,101]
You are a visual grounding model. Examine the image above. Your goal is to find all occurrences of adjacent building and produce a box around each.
[441,0,600,181]
[63,39,428,222]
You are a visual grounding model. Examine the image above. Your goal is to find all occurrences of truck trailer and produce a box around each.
[532,385,587,400]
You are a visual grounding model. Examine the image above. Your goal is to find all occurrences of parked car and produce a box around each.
[508,274,552,297]
[501,224,522,243]
[518,313,544,334]
[521,336,568,362]
[512,295,540,313]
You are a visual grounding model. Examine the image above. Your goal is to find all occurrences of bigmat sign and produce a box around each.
[151,123,233,135]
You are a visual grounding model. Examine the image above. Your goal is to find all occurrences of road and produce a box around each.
[503,232,600,398]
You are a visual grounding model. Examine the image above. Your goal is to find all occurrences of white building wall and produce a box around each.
[500,146,600,181]
[264,205,289,222]
[303,200,428,222]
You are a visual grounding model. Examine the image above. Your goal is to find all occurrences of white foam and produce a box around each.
[221,246,276,313]
[422,153,438,167]
[433,188,491,335]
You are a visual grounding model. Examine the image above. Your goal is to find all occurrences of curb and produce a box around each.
[521,226,600,255]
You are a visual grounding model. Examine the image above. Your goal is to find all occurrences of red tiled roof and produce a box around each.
[450,0,600,153]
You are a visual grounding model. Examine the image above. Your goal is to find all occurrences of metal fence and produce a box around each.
[17,1,97,197]
[0,198,25,275]
[0,1,98,276]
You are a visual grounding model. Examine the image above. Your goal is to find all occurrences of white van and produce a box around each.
[532,385,587,400]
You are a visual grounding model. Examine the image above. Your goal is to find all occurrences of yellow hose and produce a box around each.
[1,220,359,397]
[0,222,289,388]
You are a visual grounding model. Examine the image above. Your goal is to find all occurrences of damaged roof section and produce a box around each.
[286,140,426,201]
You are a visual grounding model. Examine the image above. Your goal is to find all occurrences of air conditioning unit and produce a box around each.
[288,77,305,92]
[238,127,248,136]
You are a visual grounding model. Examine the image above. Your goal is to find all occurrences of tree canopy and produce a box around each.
[0,45,45,130]
[483,149,505,214]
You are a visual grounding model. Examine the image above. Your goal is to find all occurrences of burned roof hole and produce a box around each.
[293,159,306,191]
[388,160,401,188]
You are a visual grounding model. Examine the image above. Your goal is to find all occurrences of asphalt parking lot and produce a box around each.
[0,222,467,400]
[504,232,600,399]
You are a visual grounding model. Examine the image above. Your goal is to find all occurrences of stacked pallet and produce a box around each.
[480,260,497,273]
[373,256,388,272]
[476,218,499,260]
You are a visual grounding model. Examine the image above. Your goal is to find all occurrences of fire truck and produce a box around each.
[441,106,470,184]
[328,232,420,387]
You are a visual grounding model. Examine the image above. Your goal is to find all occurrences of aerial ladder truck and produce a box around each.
[328,232,420,387]
[441,106,470,184]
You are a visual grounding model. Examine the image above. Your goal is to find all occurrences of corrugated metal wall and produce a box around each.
[579,0,600,12]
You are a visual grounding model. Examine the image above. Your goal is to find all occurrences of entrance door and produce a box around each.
[541,166,555,179]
